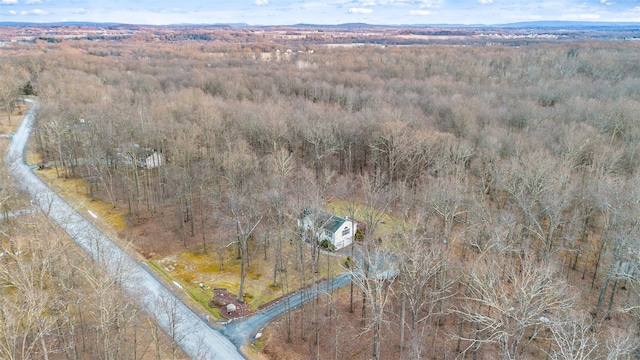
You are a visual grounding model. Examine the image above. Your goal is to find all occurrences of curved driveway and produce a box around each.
[224,273,351,345]
[6,100,245,360]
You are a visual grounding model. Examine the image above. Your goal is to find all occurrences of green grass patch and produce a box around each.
[149,259,222,319]
[167,249,282,310]
[147,260,169,278]
[184,284,218,315]
[246,287,279,310]
[269,283,281,291]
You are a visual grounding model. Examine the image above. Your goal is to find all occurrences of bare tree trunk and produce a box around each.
[605,269,620,320]
[400,291,405,350]
[591,240,606,290]
[594,240,619,317]
[350,243,354,313]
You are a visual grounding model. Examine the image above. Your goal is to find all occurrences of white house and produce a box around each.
[298,208,356,251]
[117,143,165,169]
[142,151,165,169]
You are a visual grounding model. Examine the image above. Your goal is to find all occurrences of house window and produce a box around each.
[342,227,350,236]
[325,230,332,238]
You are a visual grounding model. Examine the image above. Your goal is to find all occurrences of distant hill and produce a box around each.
[375,21,640,29]
[0,21,125,27]
[265,20,640,29]
[172,23,250,27]
[1,20,638,30]
[493,21,640,29]
[293,23,390,29]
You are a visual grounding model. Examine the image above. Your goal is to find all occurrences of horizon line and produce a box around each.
[2,20,640,28]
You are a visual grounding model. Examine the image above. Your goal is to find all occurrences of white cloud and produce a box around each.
[1,0,18,5]
[415,0,441,7]
[71,8,87,14]
[253,0,268,5]
[477,0,493,4]
[20,8,46,15]
[26,0,42,4]
[408,10,431,15]
[7,9,16,15]
[349,7,373,14]
[355,0,441,6]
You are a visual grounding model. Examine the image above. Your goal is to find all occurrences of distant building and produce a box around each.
[117,143,165,169]
[298,208,356,251]
[141,151,165,169]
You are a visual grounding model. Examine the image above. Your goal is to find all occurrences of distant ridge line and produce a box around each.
[1,20,640,29]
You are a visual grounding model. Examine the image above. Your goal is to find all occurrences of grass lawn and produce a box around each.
[154,241,348,320]
[0,102,29,135]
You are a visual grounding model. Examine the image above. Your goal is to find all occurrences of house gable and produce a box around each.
[298,207,356,250]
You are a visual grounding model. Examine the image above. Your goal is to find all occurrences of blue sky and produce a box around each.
[2,0,640,25]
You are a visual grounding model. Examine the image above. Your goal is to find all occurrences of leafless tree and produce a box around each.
[458,254,574,359]
[349,242,396,360]
[546,314,599,360]
[393,219,453,358]
[227,181,264,302]
[0,62,28,122]
[155,296,186,360]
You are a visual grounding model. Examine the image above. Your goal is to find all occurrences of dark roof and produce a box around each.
[320,212,348,233]
[301,208,350,233]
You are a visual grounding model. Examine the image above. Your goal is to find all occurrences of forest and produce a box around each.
[1,35,640,359]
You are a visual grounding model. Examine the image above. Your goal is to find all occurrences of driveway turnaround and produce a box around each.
[6,100,245,360]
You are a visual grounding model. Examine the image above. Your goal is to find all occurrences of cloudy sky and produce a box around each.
[1,0,640,25]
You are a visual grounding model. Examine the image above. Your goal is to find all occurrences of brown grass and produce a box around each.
[0,102,28,135]
[154,240,347,319]
[34,166,128,233]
